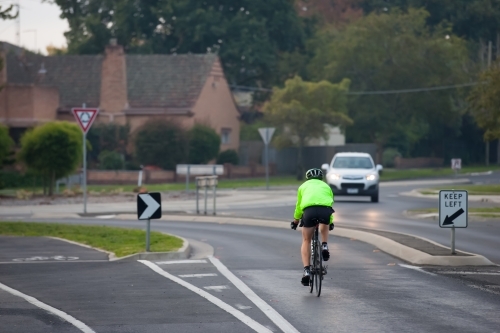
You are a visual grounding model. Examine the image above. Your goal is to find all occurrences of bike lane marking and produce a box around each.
[138,260,273,333]
[0,281,95,333]
[208,256,300,333]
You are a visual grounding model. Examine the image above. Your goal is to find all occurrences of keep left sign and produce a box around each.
[439,190,468,228]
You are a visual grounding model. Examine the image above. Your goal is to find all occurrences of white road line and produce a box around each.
[138,260,272,333]
[156,259,207,265]
[236,304,253,310]
[209,256,300,333]
[179,273,218,278]
[0,281,95,333]
[204,285,229,292]
[439,271,500,275]
[95,215,117,219]
[398,264,437,276]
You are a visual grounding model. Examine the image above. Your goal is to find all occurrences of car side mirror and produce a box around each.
[321,163,330,172]
[376,164,383,174]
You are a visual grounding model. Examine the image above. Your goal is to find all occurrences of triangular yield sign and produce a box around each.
[72,108,99,134]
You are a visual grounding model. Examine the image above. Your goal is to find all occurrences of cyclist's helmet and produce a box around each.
[305,168,323,180]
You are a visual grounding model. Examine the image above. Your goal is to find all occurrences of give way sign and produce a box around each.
[72,108,99,133]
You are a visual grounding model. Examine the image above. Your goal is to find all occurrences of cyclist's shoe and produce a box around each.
[301,267,310,286]
[329,223,334,231]
[322,243,330,261]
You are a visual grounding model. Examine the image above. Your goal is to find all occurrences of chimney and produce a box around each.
[100,39,128,114]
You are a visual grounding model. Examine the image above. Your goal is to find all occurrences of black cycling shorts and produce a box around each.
[302,205,334,228]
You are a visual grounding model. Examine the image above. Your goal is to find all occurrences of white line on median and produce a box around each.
[179,273,218,278]
[156,259,207,265]
[439,271,500,275]
[209,256,300,333]
[138,260,272,333]
[398,264,437,276]
[0,281,95,333]
[204,285,229,292]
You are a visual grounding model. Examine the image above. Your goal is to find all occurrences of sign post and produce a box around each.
[72,105,99,214]
[439,190,468,255]
[258,127,275,190]
[137,192,162,252]
[451,158,462,177]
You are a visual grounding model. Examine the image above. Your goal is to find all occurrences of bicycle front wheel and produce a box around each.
[315,240,322,297]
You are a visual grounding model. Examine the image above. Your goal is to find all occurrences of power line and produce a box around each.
[229,82,479,95]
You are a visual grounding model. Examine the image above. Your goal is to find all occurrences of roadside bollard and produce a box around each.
[195,176,218,215]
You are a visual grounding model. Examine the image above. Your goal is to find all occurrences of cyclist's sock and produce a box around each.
[322,242,327,246]
[322,243,330,261]
[304,265,310,270]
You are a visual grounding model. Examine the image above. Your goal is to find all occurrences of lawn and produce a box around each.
[0,222,183,257]
[418,184,500,195]
[407,207,500,214]
[380,165,500,182]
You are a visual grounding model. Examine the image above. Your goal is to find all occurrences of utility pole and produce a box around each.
[15,1,20,46]
[485,41,492,166]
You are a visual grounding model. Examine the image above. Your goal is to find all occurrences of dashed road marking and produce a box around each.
[398,264,437,276]
[138,260,273,333]
[156,259,207,265]
[204,285,229,292]
[179,273,217,278]
[236,304,253,310]
[209,256,300,333]
[0,281,95,333]
[438,271,500,275]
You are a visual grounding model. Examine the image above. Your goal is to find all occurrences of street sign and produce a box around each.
[72,108,99,134]
[439,190,468,228]
[137,192,162,220]
[258,127,275,145]
[451,158,462,170]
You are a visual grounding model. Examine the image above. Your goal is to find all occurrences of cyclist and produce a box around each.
[291,168,334,286]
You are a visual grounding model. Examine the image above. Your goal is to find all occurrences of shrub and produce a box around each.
[0,124,14,169]
[134,120,188,170]
[217,149,239,165]
[98,150,124,170]
[382,148,401,168]
[187,124,221,164]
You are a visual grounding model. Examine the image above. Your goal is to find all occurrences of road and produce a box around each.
[1,174,499,332]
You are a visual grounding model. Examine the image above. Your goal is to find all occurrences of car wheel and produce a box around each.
[371,192,379,203]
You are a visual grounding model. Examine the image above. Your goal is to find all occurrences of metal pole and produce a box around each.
[186,165,190,192]
[265,143,269,190]
[196,180,199,214]
[204,183,208,215]
[212,180,216,215]
[82,103,87,214]
[138,170,143,187]
[146,218,151,252]
[451,226,456,255]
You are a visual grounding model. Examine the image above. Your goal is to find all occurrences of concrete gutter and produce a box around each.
[112,213,496,267]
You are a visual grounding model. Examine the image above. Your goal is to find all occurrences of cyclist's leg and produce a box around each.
[319,223,329,243]
[301,226,314,267]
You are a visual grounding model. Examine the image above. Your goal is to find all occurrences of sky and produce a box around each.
[0,0,68,54]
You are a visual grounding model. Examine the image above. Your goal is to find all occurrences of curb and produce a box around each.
[112,213,497,267]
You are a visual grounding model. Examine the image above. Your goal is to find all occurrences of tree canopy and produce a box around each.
[0,125,14,169]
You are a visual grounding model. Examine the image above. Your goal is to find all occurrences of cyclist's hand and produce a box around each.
[329,223,334,231]
[290,221,298,230]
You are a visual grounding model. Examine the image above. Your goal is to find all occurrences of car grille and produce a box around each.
[342,175,364,180]
[341,183,365,189]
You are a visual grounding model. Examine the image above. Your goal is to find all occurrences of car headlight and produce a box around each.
[329,174,341,180]
[366,174,377,181]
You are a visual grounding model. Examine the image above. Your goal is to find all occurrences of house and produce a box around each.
[0,40,240,151]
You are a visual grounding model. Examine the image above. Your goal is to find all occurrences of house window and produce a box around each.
[221,128,231,144]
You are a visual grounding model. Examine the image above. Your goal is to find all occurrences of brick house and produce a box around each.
[0,40,240,151]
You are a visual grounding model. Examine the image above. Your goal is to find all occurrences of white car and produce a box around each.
[321,152,383,203]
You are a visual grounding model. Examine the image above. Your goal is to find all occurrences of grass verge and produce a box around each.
[407,207,500,215]
[380,166,500,182]
[418,184,500,195]
[0,222,183,257]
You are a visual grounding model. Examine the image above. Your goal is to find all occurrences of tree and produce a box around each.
[134,120,187,170]
[467,63,500,145]
[87,123,130,163]
[217,149,239,165]
[98,150,124,170]
[50,0,306,87]
[0,125,14,169]
[18,122,83,196]
[187,124,221,164]
[0,5,17,20]
[309,8,472,161]
[264,76,351,179]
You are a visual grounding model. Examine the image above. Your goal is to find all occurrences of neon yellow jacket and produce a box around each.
[293,179,334,223]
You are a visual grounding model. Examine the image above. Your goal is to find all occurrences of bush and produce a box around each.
[187,124,221,164]
[87,123,130,163]
[0,171,41,190]
[0,124,14,169]
[217,149,239,165]
[383,148,401,168]
[98,150,124,170]
[135,120,188,170]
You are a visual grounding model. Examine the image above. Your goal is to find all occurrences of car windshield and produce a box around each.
[332,156,373,169]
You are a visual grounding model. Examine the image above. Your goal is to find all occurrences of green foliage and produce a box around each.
[98,150,124,170]
[134,120,187,170]
[309,8,472,161]
[18,122,83,195]
[52,0,306,87]
[264,75,351,178]
[467,63,500,141]
[0,4,17,20]
[0,125,14,169]
[382,148,401,168]
[188,124,221,164]
[217,149,239,165]
[0,171,41,189]
[87,123,130,162]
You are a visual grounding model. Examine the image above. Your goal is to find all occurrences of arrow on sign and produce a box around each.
[443,208,465,225]
[138,194,161,220]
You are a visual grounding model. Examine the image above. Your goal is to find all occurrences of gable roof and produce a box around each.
[126,54,217,109]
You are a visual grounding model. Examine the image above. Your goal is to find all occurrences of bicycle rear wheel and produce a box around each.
[315,239,323,297]
[309,239,315,293]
